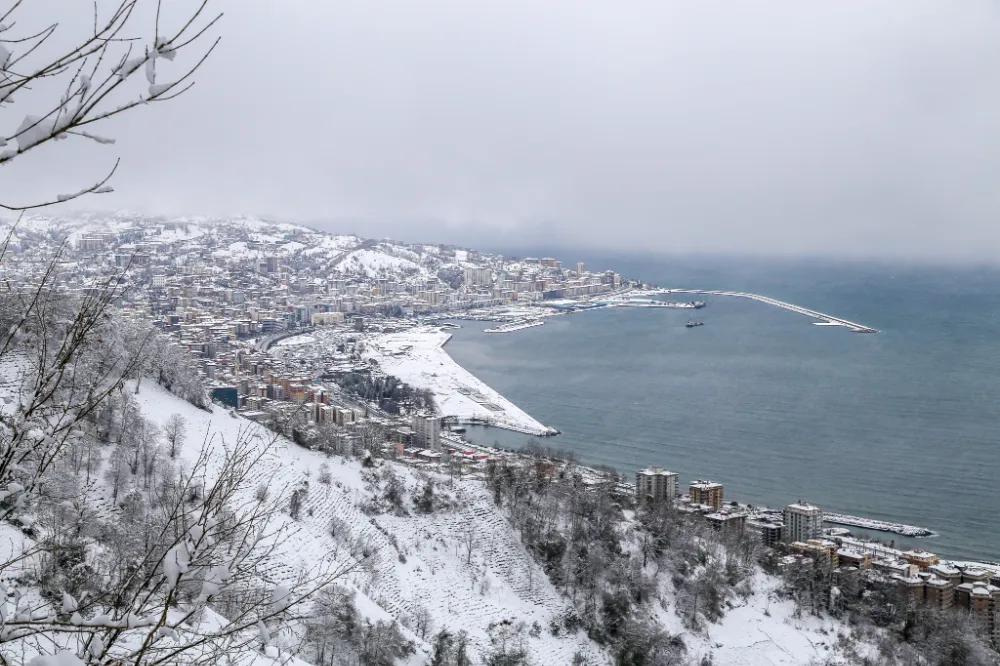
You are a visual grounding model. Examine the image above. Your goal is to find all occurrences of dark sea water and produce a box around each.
[443,255,1000,562]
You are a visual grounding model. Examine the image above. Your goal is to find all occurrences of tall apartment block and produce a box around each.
[411,414,441,451]
[636,466,677,506]
[783,502,823,543]
[689,480,724,510]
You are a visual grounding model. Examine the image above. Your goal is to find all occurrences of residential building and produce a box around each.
[748,519,783,546]
[924,576,957,610]
[874,559,920,579]
[705,512,746,535]
[790,539,839,566]
[783,502,823,543]
[955,582,1000,642]
[335,408,357,427]
[464,267,493,286]
[689,480,724,510]
[412,414,441,451]
[635,466,677,506]
[901,549,940,568]
[836,548,870,569]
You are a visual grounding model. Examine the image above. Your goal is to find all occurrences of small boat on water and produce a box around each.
[685,320,705,328]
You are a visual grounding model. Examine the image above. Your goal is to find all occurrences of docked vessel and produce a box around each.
[685,320,705,328]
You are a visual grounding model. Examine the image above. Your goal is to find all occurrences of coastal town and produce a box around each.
[0,215,965,529]
[2,212,999,663]
[5,213,998,642]
[635,466,1000,643]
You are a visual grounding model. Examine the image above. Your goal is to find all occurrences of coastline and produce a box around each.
[361,325,557,437]
[356,293,989,564]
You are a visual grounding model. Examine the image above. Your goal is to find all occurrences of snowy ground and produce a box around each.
[362,326,555,436]
[275,335,318,347]
[658,573,862,665]
[134,384,602,665]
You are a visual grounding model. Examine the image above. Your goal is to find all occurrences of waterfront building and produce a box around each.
[928,563,962,585]
[901,549,940,568]
[689,480,724,510]
[783,502,823,543]
[960,567,992,585]
[636,466,677,506]
[575,262,585,275]
[412,414,441,451]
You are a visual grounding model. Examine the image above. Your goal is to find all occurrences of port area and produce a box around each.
[483,319,545,334]
[546,297,706,311]
[823,513,936,538]
[662,289,879,333]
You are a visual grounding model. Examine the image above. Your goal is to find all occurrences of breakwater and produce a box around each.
[665,289,879,332]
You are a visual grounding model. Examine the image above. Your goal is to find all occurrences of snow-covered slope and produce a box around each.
[133,384,604,665]
[654,572,862,665]
[334,249,429,278]
[131,384,872,666]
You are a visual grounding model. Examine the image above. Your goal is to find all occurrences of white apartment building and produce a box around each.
[784,502,824,543]
[412,414,441,451]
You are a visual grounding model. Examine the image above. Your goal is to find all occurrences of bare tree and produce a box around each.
[463,524,476,565]
[2,426,363,666]
[413,605,433,641]
[0,0,221,211]
[163,413,187,458]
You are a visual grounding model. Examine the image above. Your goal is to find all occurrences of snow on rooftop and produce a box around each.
[786,502,822,512]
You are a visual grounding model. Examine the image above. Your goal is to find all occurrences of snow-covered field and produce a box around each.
[275,335,318,347]
[363,327,555,436]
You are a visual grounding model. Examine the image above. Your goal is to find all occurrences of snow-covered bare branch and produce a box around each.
[0,0,221,210]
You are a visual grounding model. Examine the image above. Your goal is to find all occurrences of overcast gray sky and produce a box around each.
[9,0,1000,260]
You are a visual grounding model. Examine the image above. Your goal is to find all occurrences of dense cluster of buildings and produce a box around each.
[635,464,1000,640]
[2,216,633,442]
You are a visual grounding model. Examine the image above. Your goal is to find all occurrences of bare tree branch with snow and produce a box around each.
[0,0,221,210]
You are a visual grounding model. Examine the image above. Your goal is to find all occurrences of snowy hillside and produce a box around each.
[133,384,606,665]
[334,249,429,279]
[131,385,873,666]
[0,212,902,665]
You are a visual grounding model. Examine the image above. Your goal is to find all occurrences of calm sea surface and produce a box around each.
[443,255,1000,562]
